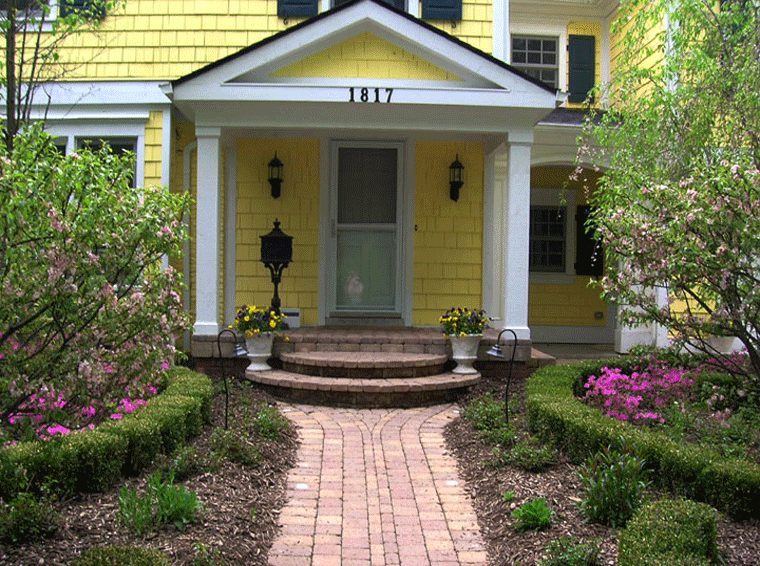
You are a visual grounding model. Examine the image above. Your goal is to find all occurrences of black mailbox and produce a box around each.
[260,219,292,314]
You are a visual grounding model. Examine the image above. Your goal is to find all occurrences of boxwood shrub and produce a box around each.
[70,545,171,566]
[98,417,164,476]
[0,369,213,498]
[618,498,719,566]
[526,361,760,519]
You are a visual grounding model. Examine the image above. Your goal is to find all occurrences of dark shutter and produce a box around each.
[568,35,595,103]
[574,205,603,277]
[421,0,461,21]
[278,0,318,17]
[59,0,105,18]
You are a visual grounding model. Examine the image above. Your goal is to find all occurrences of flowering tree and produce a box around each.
[0,123,191,438]
[581,0,760,382]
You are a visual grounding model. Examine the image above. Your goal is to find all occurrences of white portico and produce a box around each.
[162,0,561,347]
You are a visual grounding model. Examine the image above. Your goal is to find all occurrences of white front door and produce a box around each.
[328,142,403,323]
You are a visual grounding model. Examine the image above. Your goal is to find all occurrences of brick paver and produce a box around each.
[268,405,487,566]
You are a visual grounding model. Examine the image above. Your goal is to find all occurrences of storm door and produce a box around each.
[329,143,403,320]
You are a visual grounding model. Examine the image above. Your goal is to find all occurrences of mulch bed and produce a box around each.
[2,369,758,565]
[0,378,299,566]
[443,373,760,566]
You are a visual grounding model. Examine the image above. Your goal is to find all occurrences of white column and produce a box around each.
[194,126,223,336]
[482,143,507,323]
[492,0,510,62]
[614,285,669,352]
[501,136,532,340]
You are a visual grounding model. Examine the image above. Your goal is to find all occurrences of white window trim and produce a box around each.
[510,24,569,92]
[530,187,577,284]
[2,0,59,32]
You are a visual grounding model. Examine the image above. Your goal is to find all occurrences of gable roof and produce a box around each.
[171,0,555,94]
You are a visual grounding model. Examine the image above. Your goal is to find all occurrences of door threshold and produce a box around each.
[327,312,403,327]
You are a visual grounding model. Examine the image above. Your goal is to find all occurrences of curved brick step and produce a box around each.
[280,351,448,378]
[244,368,480,408]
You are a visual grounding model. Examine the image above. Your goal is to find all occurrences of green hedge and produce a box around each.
[526,361,760,520]
[618,498,719,566]
[0,368,213,498]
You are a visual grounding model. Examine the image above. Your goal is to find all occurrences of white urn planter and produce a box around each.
[245,334,275,371]
[449,334,482,374]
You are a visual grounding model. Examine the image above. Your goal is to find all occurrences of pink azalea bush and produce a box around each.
[583,363,696,425]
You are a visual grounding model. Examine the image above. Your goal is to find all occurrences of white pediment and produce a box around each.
[167,0,560,131]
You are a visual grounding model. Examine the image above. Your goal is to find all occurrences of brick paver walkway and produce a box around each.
[268,404,487,566]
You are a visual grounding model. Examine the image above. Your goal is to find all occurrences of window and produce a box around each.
[334,0,404,9]
[530,206,566,272]
[278,0,461,21]
[77,137,137,187]
[511,35,558,88]
[1,0,104,21]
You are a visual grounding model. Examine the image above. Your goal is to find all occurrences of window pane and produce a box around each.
[530,206,566,272]
[511,34,559,89]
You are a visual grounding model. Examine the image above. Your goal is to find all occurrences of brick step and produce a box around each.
[274,327,449,356]
[244,369,480,408]
[280,352,448,378]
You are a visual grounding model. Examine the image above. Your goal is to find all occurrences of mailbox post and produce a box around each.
[260,219,293,315]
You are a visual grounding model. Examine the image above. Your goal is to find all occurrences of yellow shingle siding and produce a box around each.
[413,140,483,325]
[235,138,320,326]
[271,32,462,80]
[54,0,495,80]
[144,111,164,188]
[423,0,493,54]
[58,0,302,80]
[529,277,607,327]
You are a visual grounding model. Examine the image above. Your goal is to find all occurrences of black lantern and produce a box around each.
[449,154,464,201]
[268,153,284,199]
[487,328,518,424]
[260,219,293,315]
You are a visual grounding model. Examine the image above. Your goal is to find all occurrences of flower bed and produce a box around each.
[526,359,760,520]
[0,367,213,500]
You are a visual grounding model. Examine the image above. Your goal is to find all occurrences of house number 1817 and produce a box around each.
[349,87,394,103]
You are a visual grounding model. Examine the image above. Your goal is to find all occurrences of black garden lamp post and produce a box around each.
[486,328,518,424]
[260,219,293,315]
[216,328,248,430]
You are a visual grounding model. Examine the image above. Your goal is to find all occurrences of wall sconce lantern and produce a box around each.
[449,155,464,201]
[268,153,283,199]
[260,219,293,315]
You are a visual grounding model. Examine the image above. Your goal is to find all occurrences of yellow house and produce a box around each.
[22,0,633,357]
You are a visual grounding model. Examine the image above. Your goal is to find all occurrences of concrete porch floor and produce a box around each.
[533,343,619,365]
